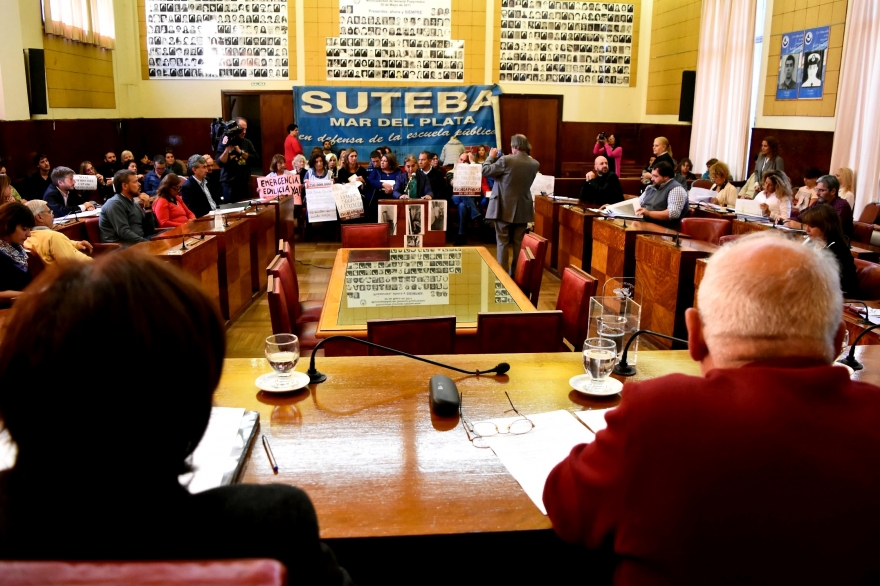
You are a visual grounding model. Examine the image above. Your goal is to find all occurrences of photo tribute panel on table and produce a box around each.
[145,1,289,80]
[326,0,465,82]
[499,0,634,86]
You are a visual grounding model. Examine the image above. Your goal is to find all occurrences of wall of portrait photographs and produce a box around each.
[145,1,289,80]
[326,0,464,82]
[499,1,634,85]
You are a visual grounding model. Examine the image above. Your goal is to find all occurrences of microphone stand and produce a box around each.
[845,300,873,325]
[613,329,689,376]
[837,323,880,371]
[307,335,510,384]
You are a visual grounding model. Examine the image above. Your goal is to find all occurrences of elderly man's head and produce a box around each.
[688,232,844,372]
[25,200,53,227]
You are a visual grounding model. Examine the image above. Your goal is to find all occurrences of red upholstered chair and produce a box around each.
[477,310,563,353]
[367,316,456,356]
[84,217,121,254]
[691,179,713,190]
[854,259,880,300]
[718,234,745,246]
[341,223,391,248]
[267,275,319,349]
[266,254,322,324]
[858,203,880,225]
[853,221,875,245]
[680,218,731,245]
[0,559,286,586]
[25,250,45,279]
[513,247,534,297]
[555,266,599,351]
[520,232,548,305]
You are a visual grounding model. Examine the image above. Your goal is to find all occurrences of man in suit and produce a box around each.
[44,167,96,217]
[544,232,880,583]
[180,155,219,218]
[481,134,540,274]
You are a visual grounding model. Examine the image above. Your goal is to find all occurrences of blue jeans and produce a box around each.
[452,196,481,235]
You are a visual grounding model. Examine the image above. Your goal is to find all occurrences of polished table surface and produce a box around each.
[316,246,534,339]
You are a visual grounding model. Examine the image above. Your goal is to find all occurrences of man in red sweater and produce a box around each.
[284,123,303,170]
[544,232,880,584]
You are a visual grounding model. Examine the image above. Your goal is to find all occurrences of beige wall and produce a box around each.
[645,0,701,116]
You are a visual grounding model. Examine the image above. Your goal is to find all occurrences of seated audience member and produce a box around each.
[96,151,120,180]
[794,167,821,212]
[674,158,696,190]
[154,174,196,228]
[449,152,487,245]
[754,170,793,222]
[393,155,433,199]
[836,167,855,209]
[99,170,152,246]
[266,154,288,178]
[0,175,18,205]
[23,154,52,201]
[124,160,145,191]
[0,167,23,202]
[420,151,448,200]
[23,200,92,264]
[366,150,381,173]
[800,204,859,296]
[639,155,655,194]
[701,157,718,180]
[795,174,853,239]
[203,154,223,203]
[180,155,219,218]
[0,252,353,586]
[79,160,112,202]
[0,202,36,299]
[635,161,687,227]
[544,231,880,584]
[120,150,135,169]
[707,161,738,208]
[44,167,96,217]
[579,155,623,206]
[143,155,167,196]
[164,148,186,176]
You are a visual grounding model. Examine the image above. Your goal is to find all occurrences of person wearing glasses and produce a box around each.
[22,199,92,264]
[153,174,196,228]
[180,155,220,218]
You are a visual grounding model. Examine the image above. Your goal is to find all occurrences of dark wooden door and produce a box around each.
[260,92,294,175]
[498,94,563,176]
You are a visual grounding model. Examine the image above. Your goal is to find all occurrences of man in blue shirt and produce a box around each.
[143,156,167,196]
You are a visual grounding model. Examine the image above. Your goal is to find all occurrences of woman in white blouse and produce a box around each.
[754,170,793,222]
[836,167,855,209]
[707,161,737,208]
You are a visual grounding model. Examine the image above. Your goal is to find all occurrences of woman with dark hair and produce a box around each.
[0,201,36,299]
[675,158,696,190]
[153,173,195,228]
[336,150,367,190]
[267,154,288,177]
[305,153,330,182]
[800,203,859,296]
[366,153,401,221]
[593,133,623,176]
[0,253,351,585]
[0,175,16,204]
[751,136,784,195]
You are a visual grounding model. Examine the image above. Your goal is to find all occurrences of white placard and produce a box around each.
[306,179,338,223]
[333,183,365,221]
[530,174,555,197]
[429,200,447,231]
[73,175,98,190]
[452,163,483,196]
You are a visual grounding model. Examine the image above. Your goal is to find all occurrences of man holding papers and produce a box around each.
[579,155,623,207]
[633,161,687,228]
[544,232,880,584]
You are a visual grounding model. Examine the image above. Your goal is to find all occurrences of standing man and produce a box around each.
[180,155,219,218]
[43,167,96,217]
[579,155,623,206]
[418,151,448,200]
[322,140,334,157]
[143,156,167,196]
[481,134,540,274]
[634,161,688,228]
[216,117,258,203]
[284,124,303,170]
[99,170,153,246]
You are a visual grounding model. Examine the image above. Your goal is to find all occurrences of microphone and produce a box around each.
[838,323,880,371]
[845,301,873,325]
[612,329,689,376]
[306,335,510,384]
[180,237,187,251]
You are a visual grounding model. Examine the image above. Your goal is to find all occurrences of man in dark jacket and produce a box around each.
[180,155,219,218]
[579,155,623,207]
[44,167,96,217]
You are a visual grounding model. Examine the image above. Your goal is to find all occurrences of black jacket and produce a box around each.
[180,176,215,218]
[44,184,89,217]
[579,172,624,207]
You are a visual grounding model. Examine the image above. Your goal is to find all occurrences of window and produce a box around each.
[42,0,116,50]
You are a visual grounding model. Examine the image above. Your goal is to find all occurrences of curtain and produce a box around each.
[689,0,757,180]
[43,0,116,50]
[830,0,880,219]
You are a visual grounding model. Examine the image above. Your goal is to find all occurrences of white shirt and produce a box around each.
[754,191,791,221]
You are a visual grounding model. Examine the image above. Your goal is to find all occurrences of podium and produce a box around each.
[377,199,446,247]
[557,205,603,272]
[534,195,570,270]
[154,218,253,321]
[131,235,221,316]
[590,218,679,294]
[634,235,717,348]
[226,204,277,292]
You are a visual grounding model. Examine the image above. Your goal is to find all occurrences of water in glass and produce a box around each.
[265,334,300,388]
[583,337,617,391]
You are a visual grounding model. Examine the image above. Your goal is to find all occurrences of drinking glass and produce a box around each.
[265,334,299,388]
[583,337,617,391]
[597,315,627,356]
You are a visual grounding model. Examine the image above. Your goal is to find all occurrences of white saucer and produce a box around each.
[256,371,310,393]
[569,374,624,397]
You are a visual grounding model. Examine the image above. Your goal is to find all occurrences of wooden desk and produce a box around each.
[635,235,717,348]
[690,206,736,223]
[130,236,221,314]
[557,205,602,273]
[590,218,679,295]
[730,220,879,261]
[317,247,534,355]
[154,218,253,322]
[377,199,446,247]
[693,257,709,307]
[732,219,772,236]
[267,195,295,247]
[534,195,572,271]
[213,350,702,539]
[53,220,86,241]
[227,205,277,292]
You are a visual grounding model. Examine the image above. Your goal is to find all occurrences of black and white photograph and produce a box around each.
[406,235,424,248]
[406,204,425,235]
[379,205,397,235]
[429,200,447,232]
[801,51,824,88]
[499,0,635,86]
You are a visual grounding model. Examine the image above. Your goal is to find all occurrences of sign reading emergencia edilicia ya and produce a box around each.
[292,85,500,160]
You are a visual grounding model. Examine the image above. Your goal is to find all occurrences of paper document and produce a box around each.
[181,407,245,494]
[55,208,101,223]
[482,410,594,515]
[208,207,247,216]
[735,198,764,217]
[688,186,714,203]
[574,408,615,434]
[605,199,642,218]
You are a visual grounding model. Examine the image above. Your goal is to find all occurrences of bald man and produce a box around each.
[578,155,623,206]
[544,232,880,583]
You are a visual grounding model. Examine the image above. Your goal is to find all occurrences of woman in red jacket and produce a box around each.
[153,174,195,228]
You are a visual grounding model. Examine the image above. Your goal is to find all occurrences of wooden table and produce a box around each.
[557,205,603,273]
[590,218,679,295]
[316,247,534,356]
[635,235,717,348]
[154,218,253,322]
[534,195,573,271]
[227,204,277,292]
[130,235,221,314]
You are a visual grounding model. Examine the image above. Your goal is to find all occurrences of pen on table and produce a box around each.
[262,434,278,473]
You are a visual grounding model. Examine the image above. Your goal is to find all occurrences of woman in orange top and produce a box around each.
[153,174,195,228]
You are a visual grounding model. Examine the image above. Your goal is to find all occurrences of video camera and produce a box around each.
[211,118,243,151]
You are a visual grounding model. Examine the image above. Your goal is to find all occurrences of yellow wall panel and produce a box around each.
[44,35,116,109]
[646,0,701,115]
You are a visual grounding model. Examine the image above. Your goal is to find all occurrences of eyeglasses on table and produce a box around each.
[460,390,535,448]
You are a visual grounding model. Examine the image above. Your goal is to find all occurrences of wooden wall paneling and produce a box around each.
[499,94,562,175]
[746,128,835,187]
[260,92,295,175]
[43,35,116,110]
[123,118,215,165]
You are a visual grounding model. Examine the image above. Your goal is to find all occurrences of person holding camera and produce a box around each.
[593,132,622,176]
[216,117,258,203]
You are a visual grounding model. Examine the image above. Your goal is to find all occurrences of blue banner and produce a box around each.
[798,26,829,100]
[775,31,803,101]
[292,85,500,161]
